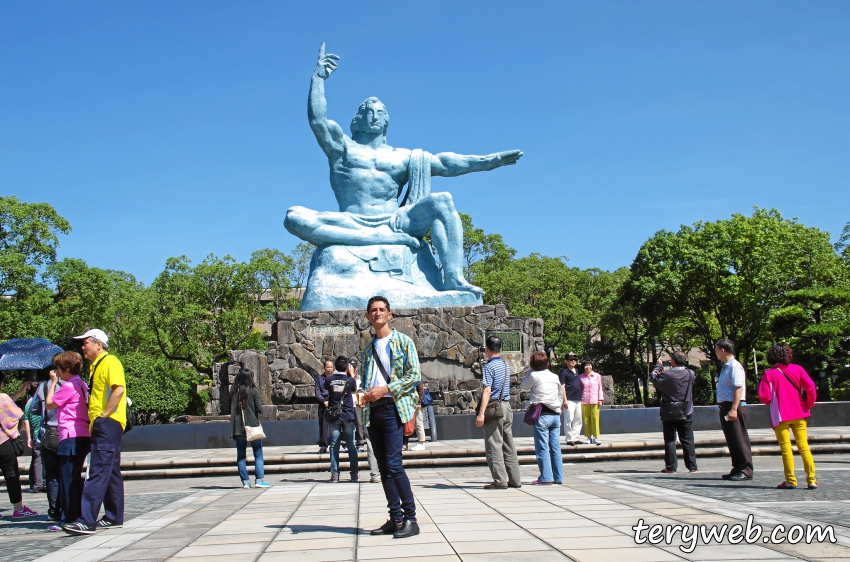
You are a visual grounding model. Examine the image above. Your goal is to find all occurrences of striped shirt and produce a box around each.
[482,358,511,401]
[360,329,421,426]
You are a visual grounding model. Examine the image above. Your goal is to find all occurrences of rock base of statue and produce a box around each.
[208,305,548,417]
[300,244,483,311]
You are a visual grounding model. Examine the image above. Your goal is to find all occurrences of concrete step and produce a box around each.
[10,434,850,483]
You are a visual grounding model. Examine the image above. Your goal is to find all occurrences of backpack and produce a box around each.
[323,378,349,423]
[421,388,433,407]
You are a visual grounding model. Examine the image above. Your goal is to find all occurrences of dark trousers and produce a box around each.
[41,445,61,520]
[79,418,124,526]
[58,437,91,524]
[0,440,22,505]
[28,444,43,489]
[329,420,359,477]
[368,402,416,523]
[662,416,697,472]
[719,402,753,477]
[317,405,329,448]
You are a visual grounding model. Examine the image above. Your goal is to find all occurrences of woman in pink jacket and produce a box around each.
[758,343,817,489]
[579,361,604,445]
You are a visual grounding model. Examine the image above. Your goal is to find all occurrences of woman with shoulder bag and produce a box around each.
[521,351,564,485]
[758,343,818,490]
[0,374,38,519]
[45,351,92,531]
[229,368,270,489]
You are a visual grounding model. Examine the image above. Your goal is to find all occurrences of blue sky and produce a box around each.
[2,1,848,283]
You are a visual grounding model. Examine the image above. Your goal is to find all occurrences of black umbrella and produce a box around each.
[0,338,65,371]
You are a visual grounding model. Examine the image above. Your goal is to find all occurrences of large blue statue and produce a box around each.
[286,44,523,310]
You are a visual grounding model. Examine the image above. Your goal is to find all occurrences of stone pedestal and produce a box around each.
[208,305,545,418]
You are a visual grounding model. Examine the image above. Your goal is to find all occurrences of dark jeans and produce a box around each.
[58,437,91,524]
[41,445,61,519]
[0,440,22,505]
[329,420,358,477]
[317,405,329,448]
[79,418,124,526]
[28,444,43,489]
[368,401,416,523]
[662,416,697,472]
[719,402,753,477]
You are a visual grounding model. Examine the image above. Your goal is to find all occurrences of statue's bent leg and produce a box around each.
[399,193,483,297]
[284,206,420,248]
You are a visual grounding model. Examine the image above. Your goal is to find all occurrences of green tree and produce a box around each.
[151,254,267,374]
[628,208,840,381]
[248,248,295,317]
[0,196,72,340]
[121,352,191,424]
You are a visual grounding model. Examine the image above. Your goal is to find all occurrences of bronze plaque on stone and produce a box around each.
[306,325,355,336]
[485,331,522,353]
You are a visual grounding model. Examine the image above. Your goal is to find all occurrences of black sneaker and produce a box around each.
[97,518,123,529]
[350,474,359,483]
[63,522,95,535]
[371,519,401,535]
[393,520,420,539]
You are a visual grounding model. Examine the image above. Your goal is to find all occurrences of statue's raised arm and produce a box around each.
[308,43,345,158]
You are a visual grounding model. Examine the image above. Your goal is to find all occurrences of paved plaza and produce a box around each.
[2,431,850,562]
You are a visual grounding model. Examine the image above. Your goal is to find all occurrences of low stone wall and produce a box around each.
[208,305,546,417]
[125,401,850,451]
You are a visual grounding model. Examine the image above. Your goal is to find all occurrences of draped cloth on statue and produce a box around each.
[401,148,432,207]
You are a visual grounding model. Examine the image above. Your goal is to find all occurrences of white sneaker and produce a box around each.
[242,482,251,489]
[410,443,426,451]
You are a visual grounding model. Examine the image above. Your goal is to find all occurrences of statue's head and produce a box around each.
[350,97,389,137]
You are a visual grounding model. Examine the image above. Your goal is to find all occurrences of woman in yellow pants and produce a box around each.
[758,344,818,489]
[579,360,603,444]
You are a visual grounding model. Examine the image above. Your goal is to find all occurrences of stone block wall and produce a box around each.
[208,305,547,419]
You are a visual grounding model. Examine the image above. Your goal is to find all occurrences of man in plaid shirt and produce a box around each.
[360,296,421,539]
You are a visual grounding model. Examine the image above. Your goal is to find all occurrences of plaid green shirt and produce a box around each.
[360,329,421,426]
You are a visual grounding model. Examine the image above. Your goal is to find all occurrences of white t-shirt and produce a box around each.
[371,335,393,398]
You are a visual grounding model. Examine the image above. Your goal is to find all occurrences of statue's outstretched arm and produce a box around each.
[430,150,523,177]
[308,43,345,158]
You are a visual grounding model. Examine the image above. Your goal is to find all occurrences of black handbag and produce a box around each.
[41,426,60,452]
[1,424,25,456]
[659,370,693,422]
[476,359,508,423]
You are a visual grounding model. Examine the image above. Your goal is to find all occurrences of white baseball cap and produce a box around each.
[73,328,109,346]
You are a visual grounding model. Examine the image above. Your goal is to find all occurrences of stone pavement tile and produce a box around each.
[204,521,286,534]
[264,536,354,551]
[561,546,684,562]
[61,547,124,562]
[273,529,355,541]
[356,541,456,560]
[584,516,680,527]
[507,516,587,528]
[533,526,626,539]
[547,535,641,549]
[172,541,268,557]
[440,529,536,542]
[98,546,182,561]
[257,547,355,561]
[432,521,521,532]
[164,555,258,562]
[659,545,794,560]
[192,531,278,545]
[450,538,554,555]
[356,532,446,546]
[459,552,569,562]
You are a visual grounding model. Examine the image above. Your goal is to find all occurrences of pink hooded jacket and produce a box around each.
[579,372,604,405]
[758,363,817,427]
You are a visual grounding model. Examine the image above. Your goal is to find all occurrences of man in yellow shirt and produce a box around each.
[62,329,126,535]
